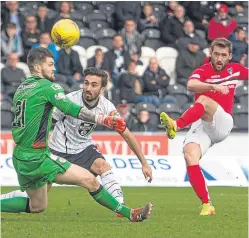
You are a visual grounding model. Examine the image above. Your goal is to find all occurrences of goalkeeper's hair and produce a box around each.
[27,47,54,73]
[84,67,108,87]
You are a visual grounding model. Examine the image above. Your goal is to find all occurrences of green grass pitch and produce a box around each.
[1,187,248,238]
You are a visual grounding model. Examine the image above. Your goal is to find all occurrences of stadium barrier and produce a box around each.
[0,132,248,187]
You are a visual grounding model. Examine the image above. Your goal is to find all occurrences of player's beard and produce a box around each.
[42,70,54,81]
[211,58,229,72]
[83,89,101,104]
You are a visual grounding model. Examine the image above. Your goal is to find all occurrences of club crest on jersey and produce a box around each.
[51,84,62,90]
[227,68,233,75]
[78,122,96,137]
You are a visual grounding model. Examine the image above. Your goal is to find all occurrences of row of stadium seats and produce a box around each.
[2,84,248,130]
[2,101,247,130]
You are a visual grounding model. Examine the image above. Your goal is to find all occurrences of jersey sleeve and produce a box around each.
[43,83,81,118]
[238,65,248,80]
[188,68,206,82]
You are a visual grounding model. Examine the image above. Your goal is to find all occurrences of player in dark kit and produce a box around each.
[160,38,248,215]
[0,47,152,222]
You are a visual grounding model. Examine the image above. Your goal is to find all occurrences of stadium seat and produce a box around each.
[203,48,210,57]
[240,23,248,33]
[167,84,189,108]
[151,3,166,17]
[86,12,108,24]
[1,100,13,130]
[78,28,97,49]
[196,29,206,39]
[134,102,157,114]
[181,103,194,113]
[46,9,57,19]
[86,45,108,59]
[16,62,31,77]
[97,2,115,16]
[235,85,248,107]
[156,47,178,84]
[0,62,5,71]
[95,28,117,49]
[157,103,182,120]
[134,103,159,125]
[72,45,87,69]
[74,20,87,30]
[142,29,163,50]
[236,12,248,24]
[233,104,248,129]
[141,46,156,58]
[89,20,110,32]
[74,2,94,15]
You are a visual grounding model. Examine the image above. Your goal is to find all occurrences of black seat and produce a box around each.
[142,29,163,50]
[95,28,116,49]
[134,102,159,125]
[167,84,189,108]
[86,12,107,24]
[74,2,94,15]
[142,28,161,40]
[1,110,13,130]
[1,100,13,130]
[158,103,181,120]
[78,28,97,49]
[89,20,110,32]
[233,104,248,129]
[236,85,248,107]
[151,3,166,17]
[97,2,115,16]
[181,103,194,113]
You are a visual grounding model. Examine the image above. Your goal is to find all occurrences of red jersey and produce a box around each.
[189,62,248,115]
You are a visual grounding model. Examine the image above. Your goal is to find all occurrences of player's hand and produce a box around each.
[213,85,229,95]
[96,113,126,133]
[142,164,153,183]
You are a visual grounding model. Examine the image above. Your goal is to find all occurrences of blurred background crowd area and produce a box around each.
[1,1,248,132]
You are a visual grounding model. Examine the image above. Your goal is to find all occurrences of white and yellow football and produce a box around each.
[51,19,80,48]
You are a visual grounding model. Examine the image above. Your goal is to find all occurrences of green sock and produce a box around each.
[90,185,131,219]
[1,197,30,213]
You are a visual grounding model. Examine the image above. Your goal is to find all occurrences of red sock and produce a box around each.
[187,165,210,204]
[176,103,205,129]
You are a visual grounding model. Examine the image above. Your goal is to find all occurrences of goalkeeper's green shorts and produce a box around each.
[13,146,71,191]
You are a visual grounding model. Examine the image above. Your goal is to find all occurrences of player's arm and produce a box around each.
[187,79,215,93]
[44,83,126,131]
[119,128,153,182]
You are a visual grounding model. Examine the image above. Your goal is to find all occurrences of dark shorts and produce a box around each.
[49,145,105,173]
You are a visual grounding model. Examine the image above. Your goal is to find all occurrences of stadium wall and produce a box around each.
[0,132,248,187]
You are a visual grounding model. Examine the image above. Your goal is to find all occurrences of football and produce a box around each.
[51,19,80,48]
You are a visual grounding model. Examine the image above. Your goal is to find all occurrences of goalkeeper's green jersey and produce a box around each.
[12,75,81,150]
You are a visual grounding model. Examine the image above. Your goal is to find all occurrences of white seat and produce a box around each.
[72,45,87,69]
[0,62,5,71]
[156,47,178,61]
[86,45,108,59]
[141,46,156,58]
[203,48,210,57]
[16,62,31,77]
[136,57,149,76]
[158,58,177,85]
[156,47,178,84]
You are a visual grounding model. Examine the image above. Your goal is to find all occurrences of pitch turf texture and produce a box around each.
[1,187,248,238]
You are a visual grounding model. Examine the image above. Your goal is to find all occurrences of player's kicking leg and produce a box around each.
[54,164,152,222]
[160,95,218,139]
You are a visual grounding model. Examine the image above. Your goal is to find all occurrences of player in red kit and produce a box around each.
[160,38,248,216]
